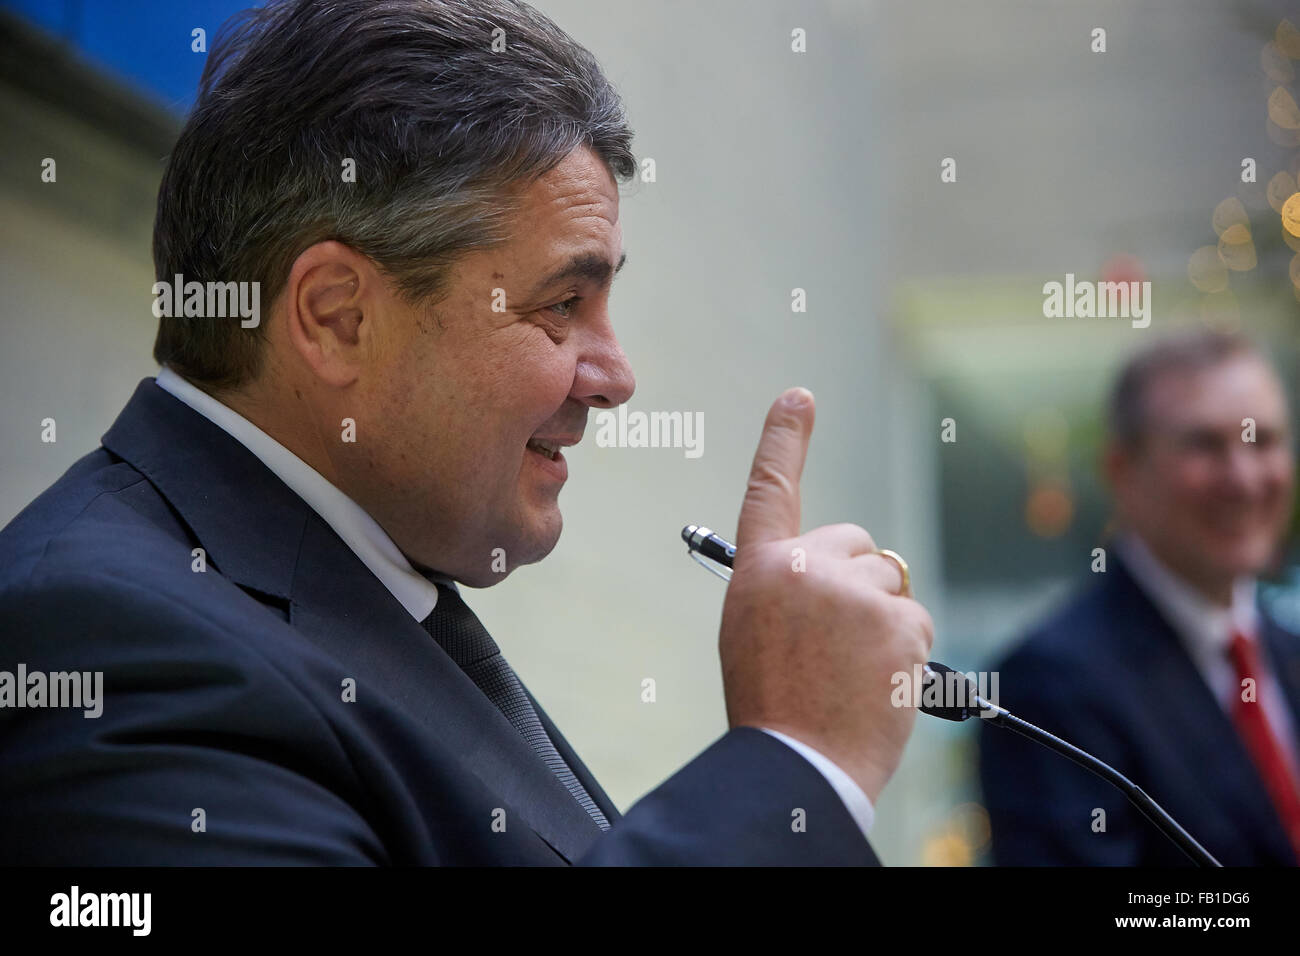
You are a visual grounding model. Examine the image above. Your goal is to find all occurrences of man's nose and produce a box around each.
[573,315,635,409]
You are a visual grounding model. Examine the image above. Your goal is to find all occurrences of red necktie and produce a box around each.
[1228,631,1300,863]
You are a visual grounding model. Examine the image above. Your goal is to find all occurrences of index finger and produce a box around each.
[735,387,815,550]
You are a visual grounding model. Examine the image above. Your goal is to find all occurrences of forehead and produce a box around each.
[445,147,622,294]
[508,147,621,248]
[1144,355,1288,428]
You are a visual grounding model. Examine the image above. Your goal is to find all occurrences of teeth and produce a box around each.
[528,439,559,459]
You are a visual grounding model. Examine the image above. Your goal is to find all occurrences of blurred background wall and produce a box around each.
[2,0,1299,864]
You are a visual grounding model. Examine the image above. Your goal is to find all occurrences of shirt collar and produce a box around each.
[1115,532,1257,658]
[154,366,447,621]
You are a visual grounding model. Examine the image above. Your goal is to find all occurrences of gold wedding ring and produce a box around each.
[872,548,912,597]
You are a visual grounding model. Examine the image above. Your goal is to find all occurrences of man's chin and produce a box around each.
[1198,533,1278,581]
[461,512,562,587]
[524,511,564,563]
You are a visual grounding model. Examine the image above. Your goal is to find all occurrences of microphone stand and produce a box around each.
[921,662,1222,868]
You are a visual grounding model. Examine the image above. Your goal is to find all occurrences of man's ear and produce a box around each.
[281,240,376,388]
[1102,439,1136,495]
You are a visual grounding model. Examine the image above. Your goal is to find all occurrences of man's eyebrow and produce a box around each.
[526,250,627,299]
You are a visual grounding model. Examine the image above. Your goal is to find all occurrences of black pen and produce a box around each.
[681,525,737,582]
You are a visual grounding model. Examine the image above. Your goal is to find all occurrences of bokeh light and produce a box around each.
[1188,244,1230,292]
[1267,172,1297,212]
[1217,222,1257,270]
[1025,481,1074,539]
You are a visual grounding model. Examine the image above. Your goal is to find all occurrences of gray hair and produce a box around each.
[152,0,636,390]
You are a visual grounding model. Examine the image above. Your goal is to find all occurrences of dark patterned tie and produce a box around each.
[421,582,610,831]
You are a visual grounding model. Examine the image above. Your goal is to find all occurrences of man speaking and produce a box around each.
[0,0,932,864]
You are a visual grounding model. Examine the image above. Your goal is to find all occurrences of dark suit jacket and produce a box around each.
[0,378,878,865]
[979,555,1300,866]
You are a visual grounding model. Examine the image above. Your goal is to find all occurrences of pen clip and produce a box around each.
[689,548,733,583]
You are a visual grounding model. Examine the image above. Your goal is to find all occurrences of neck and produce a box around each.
[1134,533,1236,608]
[216,376,347,491]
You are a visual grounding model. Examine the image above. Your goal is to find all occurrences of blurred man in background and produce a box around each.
[981,330,1300,865]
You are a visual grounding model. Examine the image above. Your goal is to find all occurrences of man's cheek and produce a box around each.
[1265,488,1293,530]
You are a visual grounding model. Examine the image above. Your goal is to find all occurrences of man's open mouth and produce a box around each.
[526,438,562,461]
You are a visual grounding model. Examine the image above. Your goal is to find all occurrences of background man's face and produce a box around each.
[1111,354,1294,594]
[350,146,635,586]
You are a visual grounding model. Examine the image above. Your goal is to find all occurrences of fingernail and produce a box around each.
[784,387,813,409]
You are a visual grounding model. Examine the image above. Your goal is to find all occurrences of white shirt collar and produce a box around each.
[154,366,445,621]
[1115,532,1257,662]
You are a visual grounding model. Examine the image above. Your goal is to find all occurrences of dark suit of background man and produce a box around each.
[981,331,1300,866]
[0,0,935,864]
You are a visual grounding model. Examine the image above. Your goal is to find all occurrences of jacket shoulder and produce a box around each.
[0,447,197,595]
[994,573,1137,700]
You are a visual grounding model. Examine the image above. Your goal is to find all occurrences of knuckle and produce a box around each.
[848,523,876,548]
[745,460,797,500]
[881,599,932,659]
[909,602,936,651]
[813,522,874,547]
[834,522,876,550]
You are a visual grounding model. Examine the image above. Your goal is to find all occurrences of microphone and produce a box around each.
[919,662,1222,867]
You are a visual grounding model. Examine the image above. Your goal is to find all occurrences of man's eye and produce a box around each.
[547,295,581,319]
[1176,431,1221,453]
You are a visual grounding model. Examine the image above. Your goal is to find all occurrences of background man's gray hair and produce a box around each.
[1106,329,1263,446]
[152,0,636,391]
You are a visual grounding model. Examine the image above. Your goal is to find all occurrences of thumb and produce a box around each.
[735,387,815,550]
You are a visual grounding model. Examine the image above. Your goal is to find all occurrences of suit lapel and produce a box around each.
[102,378,604,863]
[1108,558,1296,859]
[289,514,604,861]
[1260,616,1300,751]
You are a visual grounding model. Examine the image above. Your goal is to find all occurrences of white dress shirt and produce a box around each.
[153,367,874,837]
[1116,533,1300,784]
